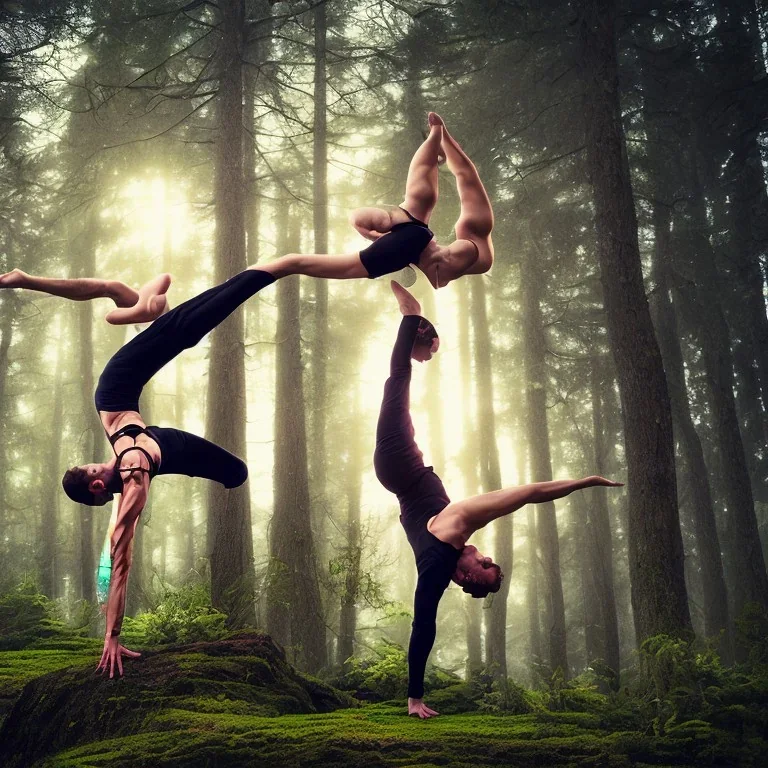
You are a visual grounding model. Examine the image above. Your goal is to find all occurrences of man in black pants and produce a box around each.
[61,268,276,678]
[378,282,622,718]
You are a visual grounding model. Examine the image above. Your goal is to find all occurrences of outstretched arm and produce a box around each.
[435,476,622,545]
[407,570,447,719]
[97,475,146,677]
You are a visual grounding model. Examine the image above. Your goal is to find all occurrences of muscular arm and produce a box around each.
[408,569,448,699]
[105,475,148,638]
[391,314,420,374]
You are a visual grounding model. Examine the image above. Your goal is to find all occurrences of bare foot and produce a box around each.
[390,280,422,316]
[105,273,172,325]
[0,268,28,288]
[428,112,444,127]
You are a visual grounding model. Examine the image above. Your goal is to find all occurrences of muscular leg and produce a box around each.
[252,252,367,280]
[435,118,494,237]
[0,268,172,325]
[400,118,443,224]
[0,268,138,306]
[95,269,276,413]
[460,476,622,533]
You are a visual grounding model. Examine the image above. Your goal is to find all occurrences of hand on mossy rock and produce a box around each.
[0,632,356,768]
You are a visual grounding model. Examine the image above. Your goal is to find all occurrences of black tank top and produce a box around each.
[108,424,159,480]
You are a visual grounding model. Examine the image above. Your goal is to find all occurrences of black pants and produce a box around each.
[94,269,275,488]
[359,221,434,278]
[95,269,275,412]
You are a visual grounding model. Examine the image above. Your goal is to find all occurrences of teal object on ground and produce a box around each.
[96,541,112,604]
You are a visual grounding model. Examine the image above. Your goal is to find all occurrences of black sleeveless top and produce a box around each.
[108,424,159,480]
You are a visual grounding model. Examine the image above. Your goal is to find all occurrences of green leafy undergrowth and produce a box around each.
[119,583,229,647]
[0,579,92,652]
[332,640,461,702]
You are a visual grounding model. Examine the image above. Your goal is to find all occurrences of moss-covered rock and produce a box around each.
[0,632,355,767]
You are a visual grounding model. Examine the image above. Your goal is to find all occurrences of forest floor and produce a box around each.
[1,634,765,768]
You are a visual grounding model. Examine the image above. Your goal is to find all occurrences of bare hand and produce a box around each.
[585,475,623,488]
[96,635,141,679]
[390,281,421,316]
[408,697,439,719]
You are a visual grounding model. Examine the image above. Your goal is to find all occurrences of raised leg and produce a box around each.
[436,117,494,237]
[0,268,139,306]
[252,252,367,280]
[400,117,443,224]
[460,476,622,533]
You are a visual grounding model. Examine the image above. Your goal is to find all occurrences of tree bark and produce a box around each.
[40,312,65,598]
[673,140,768,634]
[76,215,99,605]
[457,280,483,677]
[267,210,327,673]
[470,278,509,680]
[338,392,363,666]
[310,1,329,519]
[206,0,256,624]
[648,200,732,660]
[577,0,692,643]
[520,244,568,677]
[588,357,621,683]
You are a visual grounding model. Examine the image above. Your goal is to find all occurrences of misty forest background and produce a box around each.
[1,0,768,703]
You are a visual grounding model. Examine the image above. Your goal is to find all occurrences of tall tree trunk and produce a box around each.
[588,357,621,683]
[714,1,768,436]
[576,492,601,670]
[77,215,99,605]
[41,312,65,598]
[421,289,445,474]
[648,199,732,660]
[577,0,692,643]
[673,141,768,635]
[206,0,256,624]
[470,278,509,680]
[243,1,272,339]
[310,1,329,519]
[458,281,483,677]
[338,392,363,666]
[267,211,327,672]
[0,281,15,553]
[520,243,569,677]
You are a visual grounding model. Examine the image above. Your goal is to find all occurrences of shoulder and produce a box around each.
[428,502,468,548]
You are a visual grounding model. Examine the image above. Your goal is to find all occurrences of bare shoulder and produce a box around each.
[428,502,468,546]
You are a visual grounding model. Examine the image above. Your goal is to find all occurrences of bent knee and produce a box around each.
[225,459,249,488]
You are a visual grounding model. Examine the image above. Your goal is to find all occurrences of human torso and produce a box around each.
[99,410,162,478]
[398,471,460,576]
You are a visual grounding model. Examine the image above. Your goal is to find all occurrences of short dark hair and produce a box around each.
[416,318,438,346]
[461,566,504,599]
[62,466,113,507]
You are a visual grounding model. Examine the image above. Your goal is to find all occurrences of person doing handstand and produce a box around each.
[378,282,622,718]
[56,268,277,677]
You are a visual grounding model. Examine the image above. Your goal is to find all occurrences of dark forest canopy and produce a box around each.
[0,0,767,730]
